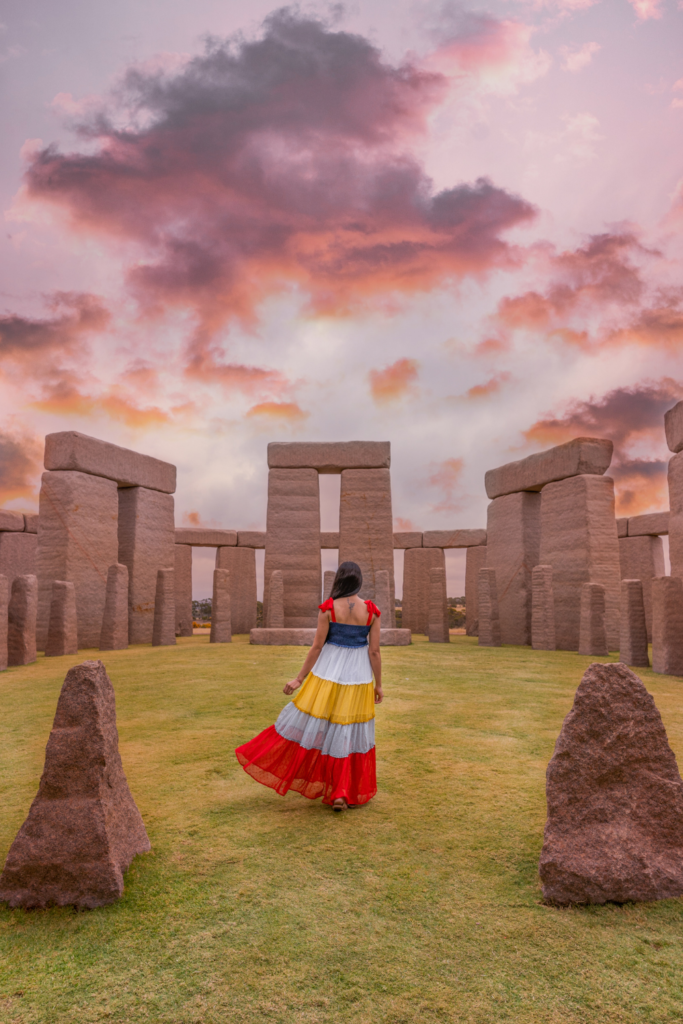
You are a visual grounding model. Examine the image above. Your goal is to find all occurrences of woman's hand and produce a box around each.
[283,678,302,695]
[374,685,384,704]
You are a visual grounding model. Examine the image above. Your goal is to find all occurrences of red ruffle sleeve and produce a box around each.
[318,597,334,613]
[365,600,381,619]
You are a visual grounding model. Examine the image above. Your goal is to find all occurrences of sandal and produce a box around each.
[332,798,347,812]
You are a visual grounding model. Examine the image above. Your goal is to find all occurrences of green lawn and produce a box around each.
[2,635,683,1023]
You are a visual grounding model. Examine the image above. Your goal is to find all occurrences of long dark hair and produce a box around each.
[331,561,363,600]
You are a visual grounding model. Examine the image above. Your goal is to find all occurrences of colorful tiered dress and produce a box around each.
[235,598,380,806]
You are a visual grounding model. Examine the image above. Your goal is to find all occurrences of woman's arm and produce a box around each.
[368,615,383,703]
[283,610,330,695]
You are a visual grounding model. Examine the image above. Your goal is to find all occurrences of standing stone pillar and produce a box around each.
[339,469,395,626]
[152,569,176,647]
[402,548,445,634]
[174,544,193,637]
[100,564,129,651]
[531,565,556,651]
[37,471,119,650]
[322,570,335,602]
[478,568,501,647]
[0,533,37,588]
[45,581,78,657]
[375,569,391,621]
[620,580,649,668]
[485,492,541,645]
[539,475,621,651]
[8,575,38,666]
[578,583,608,657]
[669,452,683,579]
[465,545,487,636]
[118,487,175,645]
[215,547,257,634]
[652,577,683,676]
[0,575,8,671]
[211,569,232,643]
[428,566,449,643]
[263,469,321,628]
[618,536,664,641]
[267,571,285,628]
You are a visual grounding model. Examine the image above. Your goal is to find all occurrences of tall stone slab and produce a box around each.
[620,579,649,668]
[215,546,257,634]
[539,475,621,652]
[478,568,501,647]
[0,575,8,671]
[174,544,193,637]
[118,486,175,645]
[267,570,285,628]
[485,492,540,645]
[428,566,449,643]
[37,471,118,650]
[45,581,78,657]
[578,583,608,657]
[152,568,175,646]
[619,535,664,641]
[652,576,683,676]
[375,569,391,622]
[402,547,445,634]
[339,468,395,626]
[668,452,683,579]
[8,574,37,666]
[263,468,321,628]
[322,570,335,602]
[100,564,129,651]
[531,565,556,651]
[465,545,487,636]
[211,568,232,643]
[0,533,37,589]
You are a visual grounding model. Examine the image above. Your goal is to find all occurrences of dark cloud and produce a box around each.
[0,293,109,362]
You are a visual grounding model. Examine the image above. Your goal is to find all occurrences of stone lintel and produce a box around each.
[45,431,176,493]
[393,532,423,548]
[628,512,669,536]
[321,532,340,549]
[423,529,487,549]
[617,517,628,538]
[267,441,390,472]
[484,437,613,500]
[0,510,25,532]
[237,531,266,548]
[175,528,237,547]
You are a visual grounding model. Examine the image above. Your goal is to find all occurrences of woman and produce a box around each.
[235,561,383,811]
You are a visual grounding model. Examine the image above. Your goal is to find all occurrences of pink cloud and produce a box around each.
[628,0,663,18]
[428,456,464,513]
[368,358,419,403]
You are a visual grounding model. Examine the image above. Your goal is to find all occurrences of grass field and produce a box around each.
[2,635,683,1023]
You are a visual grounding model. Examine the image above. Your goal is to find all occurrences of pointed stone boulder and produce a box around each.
[539,662,683,905]
[0,660,151,909]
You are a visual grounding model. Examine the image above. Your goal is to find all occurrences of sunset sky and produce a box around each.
[1,0,682,596]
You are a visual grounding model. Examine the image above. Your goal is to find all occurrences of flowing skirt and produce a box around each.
[235,642,377,805]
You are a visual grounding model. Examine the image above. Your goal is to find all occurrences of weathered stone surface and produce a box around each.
[237,531,265,548]
[617,517,628,538]
[215,547,257,633]
[652,577,683,676]
[393,532,423,549]
[249,627,411,645]
[263,469,321,628]
[99,565,129,651]
[485,438,613,500]
[539,662,683,905]
[664,400,683,454]
[375,569,391,622]
[478,568,501,647]
[0,575,8,671]
[152,568,175,646]
[628,512,669,537]
[0,532,37,589]
[539,475,621,651]
[268,441,390,472]
[175,528,237,547]
[210,568,232,643]
[578,583,608,657]
[486,492,540,645]
[24,514,39,534]
[0,510,25,532]
[620,580,649,668]
[37,471,118,650]
[118,486,175,645]
[402,548,445,634]
[45,581,78,657]
[8,575,37,666]
[0,660,151,909]
[423,529,486,549]
[339,468,395,626]
[378,629,411,646]
[45,431,176,493]
[465,545,487,636]
[320,532,340,549]
[428,566,449,643]
[532,565,556,651]
[322,570,335,602]
[668,453,683,578]
[174,544,193,637]
[619,535,664,641]
[267,570,285,628]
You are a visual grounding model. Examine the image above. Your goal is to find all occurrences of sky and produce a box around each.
[1,0,682,597]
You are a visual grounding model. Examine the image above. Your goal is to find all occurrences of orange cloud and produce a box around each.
[429,457,464,513]
[394,516,417,531]
[31,376,187,428]
[466,372,511,399]
[368,358,419,404]
[246,401,308,422]
[0,429,41,504]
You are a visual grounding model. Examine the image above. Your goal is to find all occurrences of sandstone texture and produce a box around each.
[0,510,25,531]
[539,475,621,651]
[378,629,412,646]
[322,570,335,602]
[267,441,390,472]
[24,514,39,534]
[402,548,445,634]
[423,529,486,549]
[375,569,391,622]
[428,566,449,643]
[210,568,232,643]
[45,431,176,493]
[0,532,38,588]
[263,468,321,628]
[465,545,487,636]
[100,565,129,651]
[152,569,175,646]
[339,468,395,626]
[532,565,556,651]
[215,546,257,633]
[478,568,501,647]
[0,575,8,671]
[486,491,540,645]
[620,580,649,668]
[619,535,665,641]
[320,532,340,549]
[485,437,613,500]
[0,660,151,909]
[250,628,317,645]
[174,528,237,547]
[267,570,285,628]
[668,452,683,578]
[539,662,683,905]
[174,544,193,637]
[37,471,118,650]
[628,512,669,537]
[617,518,628,538]
[237,531,265,548]
[45,581,78,657]
[118,486,175,645]
[578,583,608,657]
[393,532,423,549]
[8,575,38,666]
[664,400,683,454]
[652,577,683,676]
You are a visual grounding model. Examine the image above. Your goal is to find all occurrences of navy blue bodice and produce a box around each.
[326,621,371,648]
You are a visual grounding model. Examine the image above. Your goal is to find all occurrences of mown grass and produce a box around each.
[2,635,683,1023]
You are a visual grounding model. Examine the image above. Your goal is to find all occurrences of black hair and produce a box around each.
[331,561,363,600]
